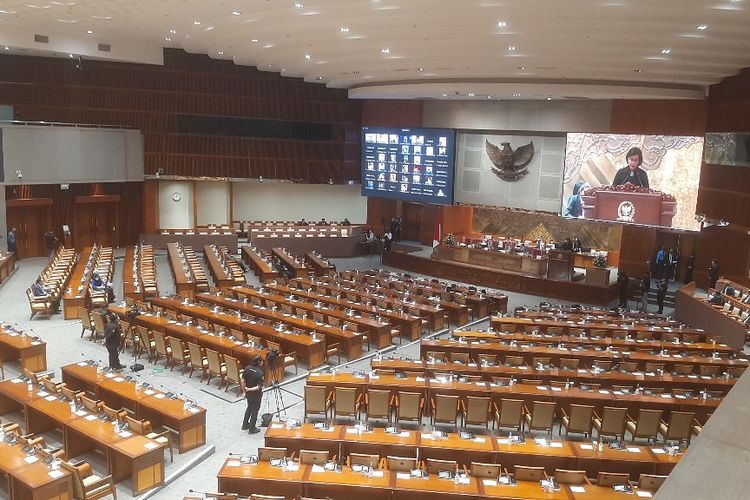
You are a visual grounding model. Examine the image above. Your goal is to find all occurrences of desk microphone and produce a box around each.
[159,384,179,399]
[80,352,99,365]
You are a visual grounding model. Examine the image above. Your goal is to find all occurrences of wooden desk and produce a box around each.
[675,282,748,351]
[451,329,734,355]
[195,293,364,361]
[0,325,47,372]
[62,247,92,319]
[272,247,309,278]
[216,458,657,500]
[232,286,393,349]
[268,283,422,341]
[0,438,73,500]
[109,435,165,495]
[491,316,717,345]
[167,243,197,298]
[138,299,326,369]
[371,359,736,393]
[305,252,336,276]
[433,245,549,277]
[204,245,245,290]
[241,246,280,283]
[61,362,207,453]
[0,251,17,284]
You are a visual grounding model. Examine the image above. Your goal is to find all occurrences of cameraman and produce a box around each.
[240,355,265,434]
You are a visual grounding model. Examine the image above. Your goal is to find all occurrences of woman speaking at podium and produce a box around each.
[612,147,650,188]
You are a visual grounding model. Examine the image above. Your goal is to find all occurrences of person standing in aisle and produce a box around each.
[656,279,668,314]
[240,355,265,434]
[640,272,651,313]
[103,313,125,369]
[617,270,629,309]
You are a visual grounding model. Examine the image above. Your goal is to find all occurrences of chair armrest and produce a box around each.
[592,411,601,421]
[522,404,530,416]
[391,395,398,407]
[559,407,569,419]
[626,415,636,424]
[430,398,436,412]
[84,474,115,490]
[692,418,703,426]
[378,458,386,470]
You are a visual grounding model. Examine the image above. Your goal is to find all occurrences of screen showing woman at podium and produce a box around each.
[562,133,704,231]
[612,147,650,188]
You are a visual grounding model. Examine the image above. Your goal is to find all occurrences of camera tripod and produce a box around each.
[260,352,301,425]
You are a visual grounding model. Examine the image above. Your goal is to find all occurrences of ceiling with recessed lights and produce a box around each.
[0,0,749,100]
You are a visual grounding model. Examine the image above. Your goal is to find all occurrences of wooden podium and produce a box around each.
[581,187,677,226]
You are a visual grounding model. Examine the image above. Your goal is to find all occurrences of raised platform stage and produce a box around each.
[383,249,618,306]
[674,282,747,351]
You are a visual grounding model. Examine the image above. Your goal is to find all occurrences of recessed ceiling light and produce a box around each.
[497,21,507,28]
[169,29,176,34]
[263,44,273,48]
[634,68,643,73]
[661,48,671,54]
[294,2,304,7]
[380,48,390,53]
[418,67,423,71]
[441,93,447,97]
[513,92,521,97]
[518,66,526,70]
[68,53,75,58]
[305,54,311,59]
[165,37,172,41]
[487,95,493,99]
[218,51,224,55]
[340,27,349,32]
[468,93,475,97]
[86,29,94,34]
[315,76,322,80]
[696,24,708,30]
[232,10,241,16]
[546,97,552,101]
[251,38,259,43]
[4,46,9,51]
[193,20,201,25]
[507,45,516,51]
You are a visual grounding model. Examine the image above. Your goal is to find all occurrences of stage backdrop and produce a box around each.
[454,132,566,213]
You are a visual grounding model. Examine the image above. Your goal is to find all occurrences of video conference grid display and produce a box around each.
[361,127,455,205]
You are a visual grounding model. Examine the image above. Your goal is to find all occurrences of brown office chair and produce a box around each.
[187,342,209,380]
[494,398,524,432]
[205,348,227,386]
[469,462,502,478]
[523,401,556,436]
[385,456,418,472]
[223,354,243,395]
[560,404,594,438]
[658,411,695,445]
[593,407,628,441]
[304,385,331,422]
[425,458,458,474]
[554,469,590,485]
[298,449,330,465]
[151,330,172,365]
[638,474,668,492]
[167,337,190,373]
[394,391,424,425]
[60,460,117,500]
[365,389,392,423]
[258,447,288,462]
[348,453,381,469]
[430,394,460,428]
[125,415,174,463]
[626,409,663,442]
[332,386,362,422]
[558,358,580,370]
[597,471,632,487]
[513,465,546,481]
[462,396,491,428]
[266,341,298,375]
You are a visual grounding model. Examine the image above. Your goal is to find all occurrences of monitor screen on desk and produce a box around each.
[562,133,704,231]
[361,127,456,205]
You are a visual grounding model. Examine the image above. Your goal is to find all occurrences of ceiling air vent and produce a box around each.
[34,34,49,44]
[98,43,111,52]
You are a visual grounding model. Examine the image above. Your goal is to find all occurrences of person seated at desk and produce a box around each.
[318,218,329,225]
[32,278,49,297]
[91,272,115,303]
[383,229,393,252]
[559,238,573,251]
[342,217,351,226]
[572,237,583,253]
[364,228,375,242]
[298,218,308,226]
[612,147,649,188]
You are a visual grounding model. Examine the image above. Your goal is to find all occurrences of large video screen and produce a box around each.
[562,134,704,231]
[361,127,456,205]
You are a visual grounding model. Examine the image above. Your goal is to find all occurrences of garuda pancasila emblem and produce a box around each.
[485,139,535,181]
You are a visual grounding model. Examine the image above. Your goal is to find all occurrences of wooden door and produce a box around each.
[6,205,47,258]
[401,203,422,242]
[74,203,118,249]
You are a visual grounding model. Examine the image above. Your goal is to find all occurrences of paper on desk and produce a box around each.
[497,438,510,444]
[570,486,586,493]
[44,395,56,402]
[48,469,65,479]
[415,377,425,382]
[483,479,498,486]
[396,472,411,480]
[155,394,166,399]
[311,464,325,473]
[580,444,594,450]
[651,448,665,454]
[225,460,241,467]
[119,431,133,438]
[144,442,159,450]
[189,407,200,414]
[420,433,432,439]
[24,456,38,464]
[10,378,22,384]
[549,442,563,448]
[399,431,410,437]
[636,491,653,498]
[550,387,562,392]
[270,423,284,429]
[473,437,486,443]
[75,410,87,417]
[114,377,124,383]
[105,373,115,379]
[371,470,384,477]
[627,447,641,453]
[85,415,97,421]
[77,361,88,367]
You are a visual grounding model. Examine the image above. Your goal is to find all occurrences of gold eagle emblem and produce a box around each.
[485,139,535,181]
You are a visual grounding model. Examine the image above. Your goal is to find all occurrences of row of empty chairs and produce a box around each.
[177,243,210,292]
[26,246,76,319]
[303,384,700,445]
[125,243,158,299]
[87,245,115,308]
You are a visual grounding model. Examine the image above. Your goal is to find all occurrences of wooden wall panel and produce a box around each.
[693,226,750,289]
[361,100,423,128]
[609,100,707,136]
[618,225,657,277]
[0,49,361,182]
[366,197,400,232]
[443,205,474,238]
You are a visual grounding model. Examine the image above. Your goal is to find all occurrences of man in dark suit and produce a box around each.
[240,355,265,434]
